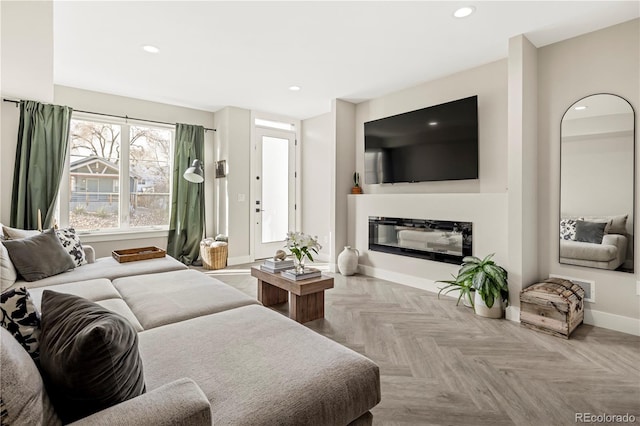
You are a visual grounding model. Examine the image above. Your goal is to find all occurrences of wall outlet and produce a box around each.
[237,194,245,202]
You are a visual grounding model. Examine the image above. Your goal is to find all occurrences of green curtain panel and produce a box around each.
[167,123,205,265]
[10,100,73,229]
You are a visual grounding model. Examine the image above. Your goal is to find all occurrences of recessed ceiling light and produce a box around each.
[429,122,438,126]
[142,45,160,54]
[574,105,587,110]
[453,6,475,18]
[289,85,301,91]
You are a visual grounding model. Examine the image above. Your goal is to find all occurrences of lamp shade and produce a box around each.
[184,159,204,183]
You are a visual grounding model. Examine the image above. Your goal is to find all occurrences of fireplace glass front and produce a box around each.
[368,217,472,265]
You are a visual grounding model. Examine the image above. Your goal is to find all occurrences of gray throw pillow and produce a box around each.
[575,220,607,244]
[1,229,75,282]
[39,291,146,424]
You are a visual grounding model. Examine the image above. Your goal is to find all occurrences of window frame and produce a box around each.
[58,112,175,236]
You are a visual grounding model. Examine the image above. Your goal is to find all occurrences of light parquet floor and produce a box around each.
[198,263,640,426]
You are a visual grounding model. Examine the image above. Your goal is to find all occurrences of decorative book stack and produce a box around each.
[260,258,294,273]
[281,267,322,281]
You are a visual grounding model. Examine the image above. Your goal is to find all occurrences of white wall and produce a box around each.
[350,59,510,300]
[301,112,331,260]
[1,0,54,224]
[331,100,356,266]
[214,107,251,263]
[357,60,508,195]
[538,19,639,328]
[350,193,508,295]
[507,35,539,310]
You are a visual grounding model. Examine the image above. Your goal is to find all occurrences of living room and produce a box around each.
[1,1,639,425]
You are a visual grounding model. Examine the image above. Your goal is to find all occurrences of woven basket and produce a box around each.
[201,242,228,270]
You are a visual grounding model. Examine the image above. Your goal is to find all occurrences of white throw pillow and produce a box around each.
[0,243,17,292]
[55,227,86,267]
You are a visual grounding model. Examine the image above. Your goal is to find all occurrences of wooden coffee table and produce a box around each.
[250,266,334,323]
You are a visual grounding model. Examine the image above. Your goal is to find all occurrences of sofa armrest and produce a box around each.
[69,378,211,426]
[83,245,96,264]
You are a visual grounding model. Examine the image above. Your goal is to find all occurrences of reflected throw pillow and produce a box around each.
[2,229,76,282]
[39,291,146,424]
[575,220,607,244]
[560,218,582,241]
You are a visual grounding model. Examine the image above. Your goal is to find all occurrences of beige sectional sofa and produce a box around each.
[2,252,381,425]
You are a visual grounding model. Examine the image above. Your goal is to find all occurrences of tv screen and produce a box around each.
[364,96,478,184]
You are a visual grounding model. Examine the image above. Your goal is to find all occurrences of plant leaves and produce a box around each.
[462,256,481,264]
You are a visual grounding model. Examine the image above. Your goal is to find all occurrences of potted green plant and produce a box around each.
[438,254,508,318]
[351,172,362,194]
[437,274,475,308]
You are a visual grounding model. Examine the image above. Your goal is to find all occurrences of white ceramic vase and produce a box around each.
[338,246,359,276]
[474,291,503,318]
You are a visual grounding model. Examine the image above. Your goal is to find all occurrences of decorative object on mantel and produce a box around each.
[351,172,362,194]
[520,278,584,339]
[437,253,508,318]
[338,246,359,276]
[285,232,322,274]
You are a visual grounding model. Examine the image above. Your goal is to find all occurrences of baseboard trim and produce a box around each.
[584,308,640,336]
[358,264,443,295]
[227,255,252,266]
[505,306,520,322]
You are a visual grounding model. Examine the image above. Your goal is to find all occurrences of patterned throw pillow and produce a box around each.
[56,227,86,267]
[560,218,582,241]
[0,287,41,361]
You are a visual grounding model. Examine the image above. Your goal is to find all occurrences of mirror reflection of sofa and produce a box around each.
[559,214,629,270]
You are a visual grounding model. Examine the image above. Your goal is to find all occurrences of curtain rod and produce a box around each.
[2,98,216,132]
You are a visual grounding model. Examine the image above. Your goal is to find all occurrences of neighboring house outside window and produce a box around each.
[58,115,174,233]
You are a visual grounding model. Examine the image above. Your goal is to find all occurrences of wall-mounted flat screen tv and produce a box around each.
[364,95,478,184]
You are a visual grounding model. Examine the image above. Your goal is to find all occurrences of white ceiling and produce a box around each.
[53,1,639,120]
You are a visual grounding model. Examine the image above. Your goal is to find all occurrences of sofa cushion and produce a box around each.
[27,279,122,310]
[95,298,144,332]
[112,269,258,329]
[2,229,76,282]
[575,220,607,244]
[39,291,146,424]
[0,287,41,360]
[138,304,381,426]
[56,227,87,267]
[0,243,17,292]
[0,327,61,426]
[15,255,188,289]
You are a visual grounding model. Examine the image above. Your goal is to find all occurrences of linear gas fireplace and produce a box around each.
[369,217,472,265]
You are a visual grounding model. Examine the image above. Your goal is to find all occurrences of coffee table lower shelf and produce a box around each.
[250,267,334,323]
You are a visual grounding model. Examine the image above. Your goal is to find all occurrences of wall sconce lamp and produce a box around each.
[184,159,204,183]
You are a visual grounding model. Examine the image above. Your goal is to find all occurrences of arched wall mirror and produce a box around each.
[560,93,635,273]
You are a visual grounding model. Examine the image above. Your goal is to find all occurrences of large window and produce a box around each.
[61,115,173,233]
